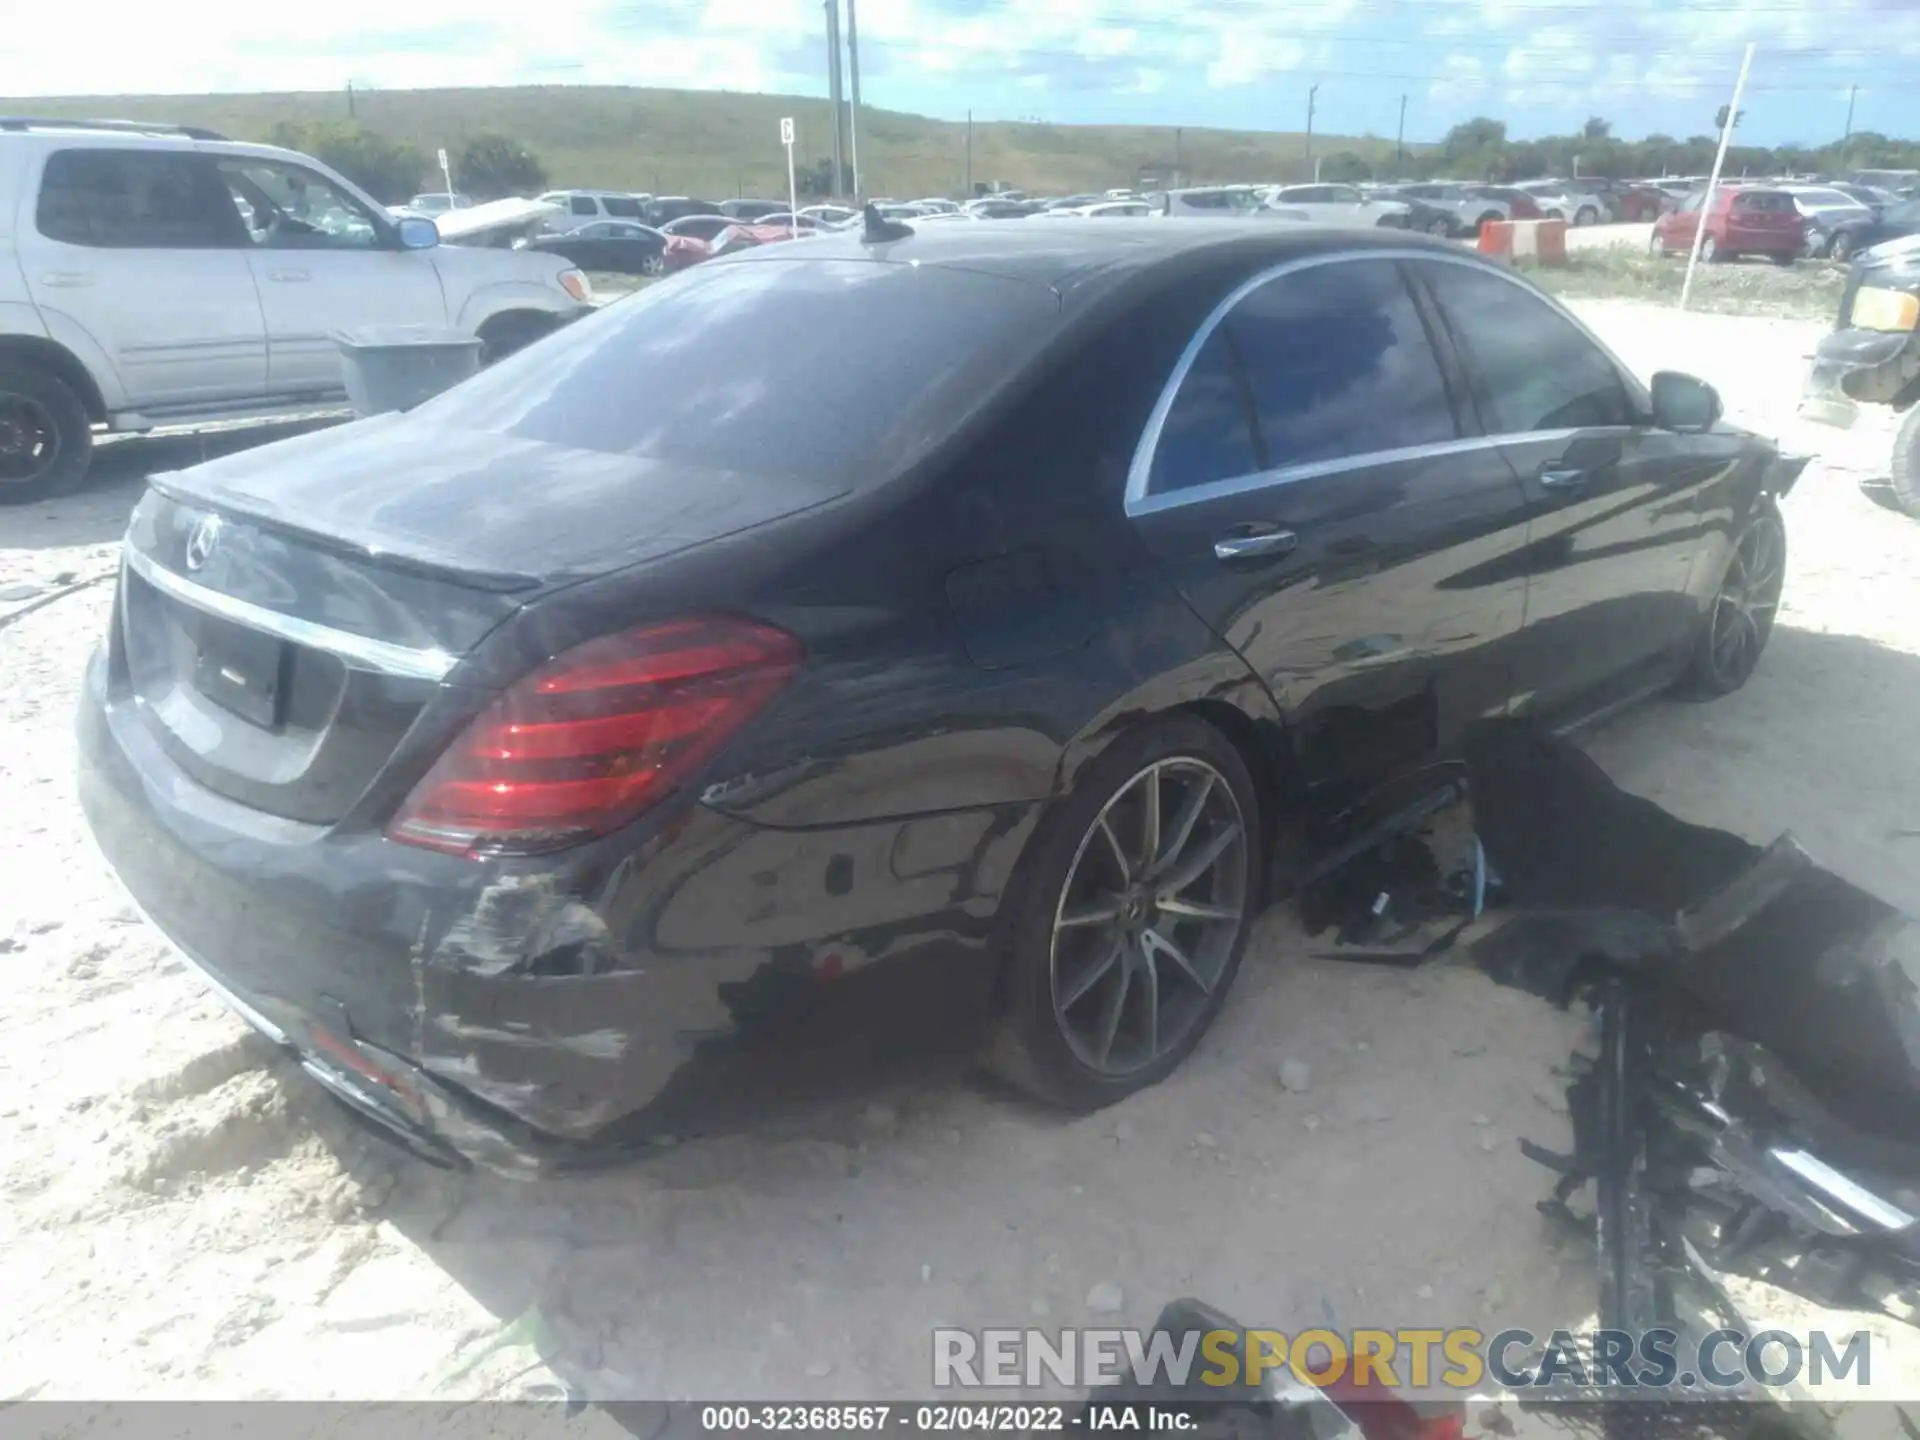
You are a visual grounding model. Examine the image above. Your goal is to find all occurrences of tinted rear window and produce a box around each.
[603,196,643,218]
[1733,191,1794,213]
[410,258,1060,482]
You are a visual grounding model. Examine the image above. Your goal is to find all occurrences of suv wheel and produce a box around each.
[985,715,1263,1110]
[1890,405,1920,518]
[1575,205,1599,226]
[1426,216,1452,236]
[0,363,92,506]
[477,312,559,366]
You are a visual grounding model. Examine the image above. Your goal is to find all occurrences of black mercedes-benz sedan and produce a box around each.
[77,218,1804,1172]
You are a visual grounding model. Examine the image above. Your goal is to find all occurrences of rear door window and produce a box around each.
[1149,329,1260,493]
[569,195,598,216]
[1223,257,1458,471]
[602,196,643,218]
[1418,261,1636,433]
[36,148,240,249]
[1735,192,1794,214]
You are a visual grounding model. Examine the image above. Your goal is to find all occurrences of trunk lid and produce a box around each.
[117,415,848,825]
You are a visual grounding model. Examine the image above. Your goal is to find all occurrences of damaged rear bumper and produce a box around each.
[76,648,1034,1176]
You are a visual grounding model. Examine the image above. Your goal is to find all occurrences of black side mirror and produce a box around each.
[1650,371,1721,432]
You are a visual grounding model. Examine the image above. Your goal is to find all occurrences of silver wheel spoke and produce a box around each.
[1142,926,1212,995]
[1059,935,1125,1010]
[1140,766,1162,879]
[1155,821,1242,898]
[1138,943,1160,1057]
[1058,897,1124,928]
[1155,895,1240,923]
[1152,772,1214,878]
[1093,961,1132,1068]
[1096,815,1132,885]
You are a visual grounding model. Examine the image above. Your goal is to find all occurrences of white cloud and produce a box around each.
[1427,54,1487,104]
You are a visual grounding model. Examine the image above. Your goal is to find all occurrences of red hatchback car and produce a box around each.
[1650,186,1805,265]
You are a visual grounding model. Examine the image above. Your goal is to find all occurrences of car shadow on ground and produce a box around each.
[250,619,1920,1417]
[0,417,343,555]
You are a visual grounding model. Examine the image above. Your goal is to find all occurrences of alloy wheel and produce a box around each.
[642,254,665,276]
[0,392,59,487]
[1427,217,1451,236]
[1049,758,1249,1076]
[1707,514,1785,688]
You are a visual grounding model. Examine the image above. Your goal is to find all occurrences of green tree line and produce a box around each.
[1317,115,1920,185]
[264,121,548,203]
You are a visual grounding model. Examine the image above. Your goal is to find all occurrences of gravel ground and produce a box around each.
[2,298,1917,1417]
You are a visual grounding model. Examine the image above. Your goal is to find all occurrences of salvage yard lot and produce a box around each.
[2,297,1918,1408]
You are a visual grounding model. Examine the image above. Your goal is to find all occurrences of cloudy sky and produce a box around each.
[5,0,1919,147]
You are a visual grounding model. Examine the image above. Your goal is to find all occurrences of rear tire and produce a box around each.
[1890,405,1920,518]
[1474,211,1503,235]
[1830,232,1857,263]
[0,362,92,506]
[1700,234,1721,264]
[1575,206,1599,227]
[1677,496,1786,698]
[985,715,1265,1111]
[1426,217,1452,237]
[1647,228,1665,257]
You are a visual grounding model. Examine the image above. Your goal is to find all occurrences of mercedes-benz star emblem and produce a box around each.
[184,515,224,573]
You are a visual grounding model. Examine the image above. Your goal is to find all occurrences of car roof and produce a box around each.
[713,216,1484,303]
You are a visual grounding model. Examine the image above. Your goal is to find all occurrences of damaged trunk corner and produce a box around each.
[405,871,670,1153]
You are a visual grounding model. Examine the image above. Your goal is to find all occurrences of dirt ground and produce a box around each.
[3,298,1918,1421]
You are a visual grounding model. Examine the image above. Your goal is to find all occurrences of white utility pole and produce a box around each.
[1681,43,1755,313]
[845,0,863,198]
[782,117,798,239]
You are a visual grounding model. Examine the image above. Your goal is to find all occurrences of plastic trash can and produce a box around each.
[334,326,484,416]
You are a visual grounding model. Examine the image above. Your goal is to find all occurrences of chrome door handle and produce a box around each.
[39,272,93,287]
[1538,467,1588,489]
[266,268,311,282]
[1214,529,1298,562]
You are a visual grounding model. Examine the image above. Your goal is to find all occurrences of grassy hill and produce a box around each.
[0,86,1410,200]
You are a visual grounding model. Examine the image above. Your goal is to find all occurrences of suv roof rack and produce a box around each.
[0,117,228,141]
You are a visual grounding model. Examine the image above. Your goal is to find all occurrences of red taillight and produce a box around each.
[387,615,803,856]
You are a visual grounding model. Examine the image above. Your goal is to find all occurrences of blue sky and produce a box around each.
[5,0,1918,148]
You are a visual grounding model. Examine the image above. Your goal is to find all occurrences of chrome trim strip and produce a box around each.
[1125,430,1586,517]
[1772,1147,1918,1232]
[1122,245,1650,517]
[124,546,458,682]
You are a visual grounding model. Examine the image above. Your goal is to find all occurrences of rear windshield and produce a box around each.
[602,196,643,218]
[1733,191,1794,212]
[410,257,1060,481]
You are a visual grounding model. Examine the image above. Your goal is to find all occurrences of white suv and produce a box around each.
[0,118,594,503]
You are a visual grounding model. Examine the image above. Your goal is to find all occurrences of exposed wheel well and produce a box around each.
[476,310,561,363]
[0,335,107,422]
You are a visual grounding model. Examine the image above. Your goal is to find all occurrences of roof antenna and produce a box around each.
[861,202,914,243]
